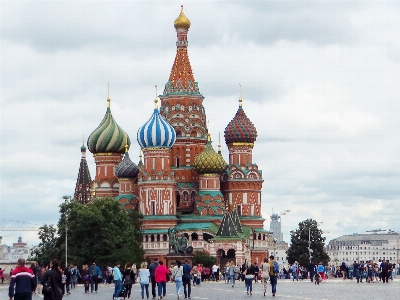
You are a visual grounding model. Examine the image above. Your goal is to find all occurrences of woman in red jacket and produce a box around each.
[155,261,169,300]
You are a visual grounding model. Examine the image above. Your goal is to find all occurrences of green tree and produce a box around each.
[192,251,217,267]
[286,219,330,267]
[58,197,144,267]
[30,224,60,265]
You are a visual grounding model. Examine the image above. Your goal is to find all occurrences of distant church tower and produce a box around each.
[74,143,92,204]
[87,95,130,198]
[221,98,264,228]
[159,5,208,214]
[137,97,177,218]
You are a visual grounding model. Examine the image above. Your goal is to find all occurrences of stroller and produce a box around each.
[314,273,322,285]
[112,285,126,299]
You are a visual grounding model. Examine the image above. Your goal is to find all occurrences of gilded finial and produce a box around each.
[124,135,129,153]
[92,189,96,196]
[154,85,159,109]
[239,83,243,107]
[139,148,142,162]
[207,133,211,142]
[107,82,111,108]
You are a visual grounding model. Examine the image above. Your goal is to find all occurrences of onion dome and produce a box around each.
[87,97,130,154]
[81,143,87,152]
[115,146,139,178]
[194,135,227,174]
[224,98,257,144]
[174,5,191,30]
[137,98,176,148]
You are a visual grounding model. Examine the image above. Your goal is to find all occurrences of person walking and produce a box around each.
[269,255,278,297]
[113,262,123,300]
[340,262,347,280]
[123,262,135,300]
[172,260,184,299]
[243,262,255,295]
[182,259,192,300]
[148,258,159,299]
[0,267,5,284]
[229,262,236,287]
[43,259,64,300]
[139,262,150,300]
[259,258,270,297]
[8,258,37,300]
[308,261,316,282]
[89,262,101,293]
[155,261,169,300]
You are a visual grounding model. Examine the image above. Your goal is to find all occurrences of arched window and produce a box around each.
[191,232,198,241]
[176,191,181,208]
[162,234,167,241]
[145,235,149,242]
[191,191,196,202]
[183,191,189,201]
[157,234,160,242]
[150,235,155,242]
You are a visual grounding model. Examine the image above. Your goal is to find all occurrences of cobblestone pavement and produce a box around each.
[1,278,399,300]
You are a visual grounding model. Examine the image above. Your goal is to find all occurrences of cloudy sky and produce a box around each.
[1,0,400,247]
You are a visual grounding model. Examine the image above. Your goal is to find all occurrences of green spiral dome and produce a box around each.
[87,106,130,154]
[194,139,227,174]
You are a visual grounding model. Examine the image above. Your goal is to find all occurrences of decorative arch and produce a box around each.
[191,232,198,241]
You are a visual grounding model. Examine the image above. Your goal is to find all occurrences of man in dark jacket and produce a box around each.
[8,258,37,300]
[308,261,316,282]
[148,257,159,299]
[182,259,192,299]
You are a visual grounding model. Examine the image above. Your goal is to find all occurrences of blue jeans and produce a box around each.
[230,274,235,285]
[114,280,122,298]
[292,271,298,281]
[270,275,277,294]
[141,283,149,299]
[175,278,182,295]
[157,281,166,297]
[245,277,253,293]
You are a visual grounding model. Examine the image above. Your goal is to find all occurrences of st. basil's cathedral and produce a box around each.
[73,5,272,265]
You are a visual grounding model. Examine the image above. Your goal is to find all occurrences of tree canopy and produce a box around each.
[31,197,144,267]
[286,219,330,267]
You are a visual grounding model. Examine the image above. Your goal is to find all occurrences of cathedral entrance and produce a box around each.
[217,248,236,269]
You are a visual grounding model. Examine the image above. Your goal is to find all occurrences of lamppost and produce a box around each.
[308,222,323,263]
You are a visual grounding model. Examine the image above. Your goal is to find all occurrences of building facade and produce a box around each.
[74,5,272,266]
[327,232,400,265]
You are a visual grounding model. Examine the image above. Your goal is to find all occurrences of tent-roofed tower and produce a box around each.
[74,143,92,204]
[159,4,208,214]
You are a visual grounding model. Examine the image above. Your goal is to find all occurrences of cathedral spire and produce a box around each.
[74,143,92,204]
[164,4,199,95]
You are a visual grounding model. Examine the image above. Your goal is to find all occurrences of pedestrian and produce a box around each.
[172,260,184,299]
[102,266,108,285]
[308,261,316,282]
[340,262,347,280]
[224,263,230,284]
[0,267,5,284]
[243,261,255,295]
[259,258,270,297]
[191,265,198,286]
[317,262,325,280]
[182,259,192,300]
[123,262,135,300]
[155,261,169,300]
[269,255,278,297]
[43,259,64,300]
[148,257,159,299]
[139,262,150,300]
[82,264,90,293]
[253,262,259,283]
[229,261,236,287]
[212,263,219,282]
[89,262,101,293]
[113,262,123,300]
[8,258,37,300]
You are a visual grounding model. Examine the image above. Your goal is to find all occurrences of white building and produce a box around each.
[327,231,400,265]
[0,237,30,263]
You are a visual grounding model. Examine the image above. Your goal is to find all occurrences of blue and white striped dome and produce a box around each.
[137,105,176,148]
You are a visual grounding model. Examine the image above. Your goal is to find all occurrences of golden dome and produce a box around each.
[174,5,191,30]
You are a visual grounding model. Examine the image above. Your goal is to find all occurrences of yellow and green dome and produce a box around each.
[87,98,130,154]
[194,135,227,174]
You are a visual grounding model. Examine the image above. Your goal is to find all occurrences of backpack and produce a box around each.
[42,277,52,294]
[233,266,240,273]
[124,271,132,285]
[273,261,279,274]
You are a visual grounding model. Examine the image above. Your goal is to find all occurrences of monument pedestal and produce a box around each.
[166,253,194,268]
